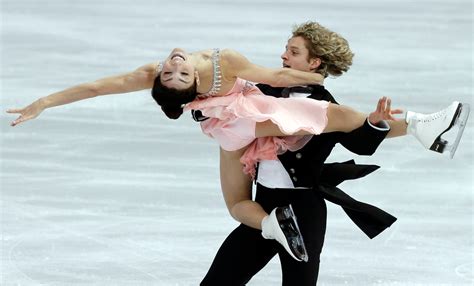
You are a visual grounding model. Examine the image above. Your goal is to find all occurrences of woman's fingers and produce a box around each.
[7,108,25,126]
[11,114,32,127]
[6,108,24,114]
[11,116,24,126]
[7,105,41,126]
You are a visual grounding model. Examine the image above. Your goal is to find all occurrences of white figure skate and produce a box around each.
[406,101,470,158]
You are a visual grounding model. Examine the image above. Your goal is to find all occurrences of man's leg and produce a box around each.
[200,224,278,286]
[279,189,327,285]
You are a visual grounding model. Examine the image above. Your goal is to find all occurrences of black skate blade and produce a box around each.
[276,205,309,262]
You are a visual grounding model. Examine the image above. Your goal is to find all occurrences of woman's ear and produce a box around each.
[195,71,200,86]
[309,57,322,70]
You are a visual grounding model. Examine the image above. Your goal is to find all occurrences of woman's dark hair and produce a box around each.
[151,75,198,119]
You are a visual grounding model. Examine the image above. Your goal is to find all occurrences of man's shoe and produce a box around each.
[261,205,308,262]
[406,102,470,158]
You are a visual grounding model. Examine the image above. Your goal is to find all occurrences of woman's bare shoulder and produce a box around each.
[220,49,250,71]
[220,49,244,61]
[191,49,215,60]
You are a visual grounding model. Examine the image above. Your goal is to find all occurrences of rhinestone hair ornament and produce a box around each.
[156,62,163,74]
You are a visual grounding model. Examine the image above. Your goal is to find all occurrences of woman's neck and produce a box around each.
[192,50,215,94]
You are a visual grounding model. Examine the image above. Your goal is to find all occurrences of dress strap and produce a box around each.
[198,48,222,98]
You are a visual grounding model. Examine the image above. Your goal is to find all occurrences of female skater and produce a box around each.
[7,47,393,261]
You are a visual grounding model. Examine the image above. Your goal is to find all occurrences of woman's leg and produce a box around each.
[255,102,367,137]
[387,120,408,138]
[322,103,367,133]
[219,147,267,229]
[219,147,308,261]
[254,97,408,138]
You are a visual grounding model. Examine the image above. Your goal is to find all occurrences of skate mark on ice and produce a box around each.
[8,233,42,284]
[7,202,164,282]
[455,262,473,282]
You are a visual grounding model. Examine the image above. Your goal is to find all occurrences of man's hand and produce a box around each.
[368,97,403,125]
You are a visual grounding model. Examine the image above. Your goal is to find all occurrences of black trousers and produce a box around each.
[201,184,327,286]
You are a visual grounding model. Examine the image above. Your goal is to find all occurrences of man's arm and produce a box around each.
[338,119,390,155]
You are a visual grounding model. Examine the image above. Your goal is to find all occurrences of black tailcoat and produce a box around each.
[256,84,396,238]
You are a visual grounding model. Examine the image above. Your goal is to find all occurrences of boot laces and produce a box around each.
[417,109,446,123]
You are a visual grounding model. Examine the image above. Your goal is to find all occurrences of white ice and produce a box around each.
[1,0,473,285]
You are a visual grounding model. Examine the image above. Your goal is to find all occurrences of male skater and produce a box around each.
[199,21,469,285]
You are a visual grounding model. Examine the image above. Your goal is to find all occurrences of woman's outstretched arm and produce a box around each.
[220,49,324,87]
[8,62,158,126]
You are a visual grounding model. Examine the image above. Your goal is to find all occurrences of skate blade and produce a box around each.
[445,103,470,158]
[429,102,469,158]
[287,205,309,262]
[278,205,309,262]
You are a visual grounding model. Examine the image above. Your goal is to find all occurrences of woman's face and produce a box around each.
[160,48,196,89]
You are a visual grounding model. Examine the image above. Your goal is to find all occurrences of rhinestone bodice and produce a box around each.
[198,48,222,98]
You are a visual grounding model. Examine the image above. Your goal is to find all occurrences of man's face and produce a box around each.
[281,36,319,72]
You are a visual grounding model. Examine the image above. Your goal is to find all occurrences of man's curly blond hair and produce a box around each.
[292,21,354,78]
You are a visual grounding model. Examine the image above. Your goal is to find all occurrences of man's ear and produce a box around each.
[195,71,200,86]
[309,57,322,70]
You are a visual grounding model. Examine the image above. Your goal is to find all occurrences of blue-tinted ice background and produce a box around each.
[1,0,472,285]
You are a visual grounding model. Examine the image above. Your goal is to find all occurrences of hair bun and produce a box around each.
[151,74,197,120]
[161,105,183,120]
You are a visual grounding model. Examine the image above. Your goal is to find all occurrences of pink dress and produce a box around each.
[184,78,329,178]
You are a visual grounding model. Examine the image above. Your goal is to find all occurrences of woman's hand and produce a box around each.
[7,99,46,126]
[368,97,403,125]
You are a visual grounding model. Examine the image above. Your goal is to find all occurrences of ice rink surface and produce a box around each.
[1,0,473,285]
